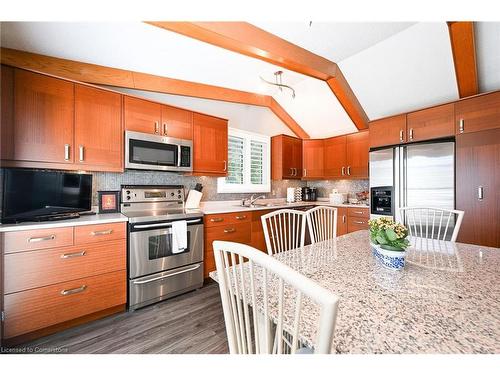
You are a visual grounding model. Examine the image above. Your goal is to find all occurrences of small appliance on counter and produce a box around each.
[302,187,317,201]
[294,187,303,202]
[185,183,203,209]
[286,187,295,203]
[329,189,345,205]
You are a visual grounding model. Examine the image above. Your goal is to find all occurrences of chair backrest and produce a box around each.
[261,209,306,255]
[305,206,338,244]
[399,207,464,242]
[213,240,339,354]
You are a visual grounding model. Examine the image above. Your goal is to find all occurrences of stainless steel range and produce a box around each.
[121,185,204,310]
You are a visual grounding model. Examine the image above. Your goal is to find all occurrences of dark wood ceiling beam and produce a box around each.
[447,21,479,98]
[146,21,369,130]
[0,47,309,138]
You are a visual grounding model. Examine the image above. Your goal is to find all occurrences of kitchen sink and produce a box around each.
[234,202,284,208]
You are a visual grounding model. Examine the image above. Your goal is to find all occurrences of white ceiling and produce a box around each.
[475,22,500,93]
[253,22,416,62]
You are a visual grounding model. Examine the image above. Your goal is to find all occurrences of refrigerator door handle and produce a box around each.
[477,186,484,200]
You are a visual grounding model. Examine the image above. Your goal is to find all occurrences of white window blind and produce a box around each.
[218,128,271,193]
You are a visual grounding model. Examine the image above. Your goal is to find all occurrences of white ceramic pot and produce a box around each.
[371,243,406,270]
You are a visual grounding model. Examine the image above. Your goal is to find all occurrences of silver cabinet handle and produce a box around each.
[409,128,414,141]
[353,211,365,214]
[28,234,55,243]
[294,168,298,176]
[91,229,113,236]
[223,160,227,171]
[290,168,294,176]
[133,219,201,229]
[459,119,464,133]
[235,215,247,220]
[61,251,86,259]
[224,228,236,234]
[64,144,70,161]
[61,285,87,296]
[163,123,168,135]
[155,121,160,134]
[347,166,351,175]
[79,145,84,162]
[210,217,224,223]
[477,186,484,200]
[399,129,404,142]
[341,166,345,176]
[342,215,346,223]
[353,220,365,224]
[304,169,307,177]
[133,264,201,285]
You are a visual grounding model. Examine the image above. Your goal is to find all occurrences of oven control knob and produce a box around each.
[177,190,181,194]
[126,190,130,195]
[178,195,182,199]
[126,196,131,200]
[170,192,175,196]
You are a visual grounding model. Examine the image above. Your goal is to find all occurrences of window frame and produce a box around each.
[217,128,271,194]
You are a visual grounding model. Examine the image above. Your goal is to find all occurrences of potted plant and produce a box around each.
[368,217,410,270]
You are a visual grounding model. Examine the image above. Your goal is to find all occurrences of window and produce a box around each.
[217,128,271,193]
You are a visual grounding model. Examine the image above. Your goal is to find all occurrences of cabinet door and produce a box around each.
[14,69,74,163]
[75,85,123,171]
[369,114,406,148]
[336,207,348,236]
[193,113,228,175]
[302,140,324,179]
[346,131,369,178]
[279,136,295,178]
[1,65,14,160]
[291,137,303,179]
[324,136,346,178]
[124,96,161,135]
[407,103,454,142]
[455,91,500,134]
[161,105,193,140]
[456,129,500,247]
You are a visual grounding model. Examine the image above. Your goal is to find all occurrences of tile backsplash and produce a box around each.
[91,170,306,206]
[306,179,369,198]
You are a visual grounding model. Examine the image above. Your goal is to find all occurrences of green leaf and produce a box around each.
[375,234,388,245]
[385,228,397,241]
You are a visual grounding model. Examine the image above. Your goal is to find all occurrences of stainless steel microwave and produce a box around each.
[125,131,193,172]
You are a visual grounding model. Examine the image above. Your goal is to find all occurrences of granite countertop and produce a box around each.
[0,213,129,232]
[210,231,500,353]
[199,198,369,215]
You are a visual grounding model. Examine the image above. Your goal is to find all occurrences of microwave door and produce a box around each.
[129,139,178,167]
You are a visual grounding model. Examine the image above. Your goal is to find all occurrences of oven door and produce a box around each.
[128,218,203,279]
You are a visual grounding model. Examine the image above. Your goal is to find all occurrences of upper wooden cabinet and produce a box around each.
[124,96,193,139]
[302,139,324,180]
[455,91,500,135]
[346,131,369,178]
[406,104,455,143]
[369,114,406,148]
[324,136,346,178]
[1,65,14,160]
[271,135,302,179]
[75,85,123,171]
[192,112,228,176]
[13,69,75,164]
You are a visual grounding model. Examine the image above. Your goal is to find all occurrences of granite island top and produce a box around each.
[210,230,500,353]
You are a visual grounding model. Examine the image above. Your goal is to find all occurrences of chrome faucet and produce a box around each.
[249,194,266,206]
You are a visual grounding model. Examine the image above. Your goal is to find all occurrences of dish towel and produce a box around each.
[171,220,188,254]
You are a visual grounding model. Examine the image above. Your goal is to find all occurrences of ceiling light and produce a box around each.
[260,71,296,99]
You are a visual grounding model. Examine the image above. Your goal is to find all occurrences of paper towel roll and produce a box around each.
[287,187,295,203]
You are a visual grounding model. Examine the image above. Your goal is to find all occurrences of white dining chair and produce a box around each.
[305,206,338,244]
[213,240,340,354]
[399,207,465,242]
[261,209,307,255]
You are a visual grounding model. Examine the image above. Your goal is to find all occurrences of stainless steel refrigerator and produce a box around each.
[369,141,455,238]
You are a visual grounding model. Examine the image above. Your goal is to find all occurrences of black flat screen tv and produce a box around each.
[1,169,92,223]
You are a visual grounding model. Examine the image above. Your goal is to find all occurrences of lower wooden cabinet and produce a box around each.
[1,222,127,344]
[347,207,369,233]
[336,207,348,236]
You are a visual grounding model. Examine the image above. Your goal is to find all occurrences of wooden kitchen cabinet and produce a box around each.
[302,139,324,179]
[1,65,14,160]
[347,207,369,233]
[161,105,193,140]
[336,207,348,236]
[124,96,162,135]
[324,136,346,178]
[271,135,302,179]
[406,103,455,142]
[75,85,123,172]
[346,131,369,178]
[455,91,500,135]
[13,69,75,164]
[251,209,274,252]
[456,128,500,247]
[369,114,407,148]
[192,112,228,176]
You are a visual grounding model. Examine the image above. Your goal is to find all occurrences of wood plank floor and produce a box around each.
[16,283,229,354]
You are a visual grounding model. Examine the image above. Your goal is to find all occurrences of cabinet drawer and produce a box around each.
[347,207,370,219]
[348,216,369,232]
[4,270,126,339]
[4,239,126,294]
[74,222,126,245]
[204,212,251,228]
[205,222,252,248]
[2,227,74,254]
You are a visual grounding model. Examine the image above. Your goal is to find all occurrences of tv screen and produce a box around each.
[2,169,92,223]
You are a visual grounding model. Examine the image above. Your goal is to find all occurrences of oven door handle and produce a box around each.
[132,218,202,229]
[132,264,201,285]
